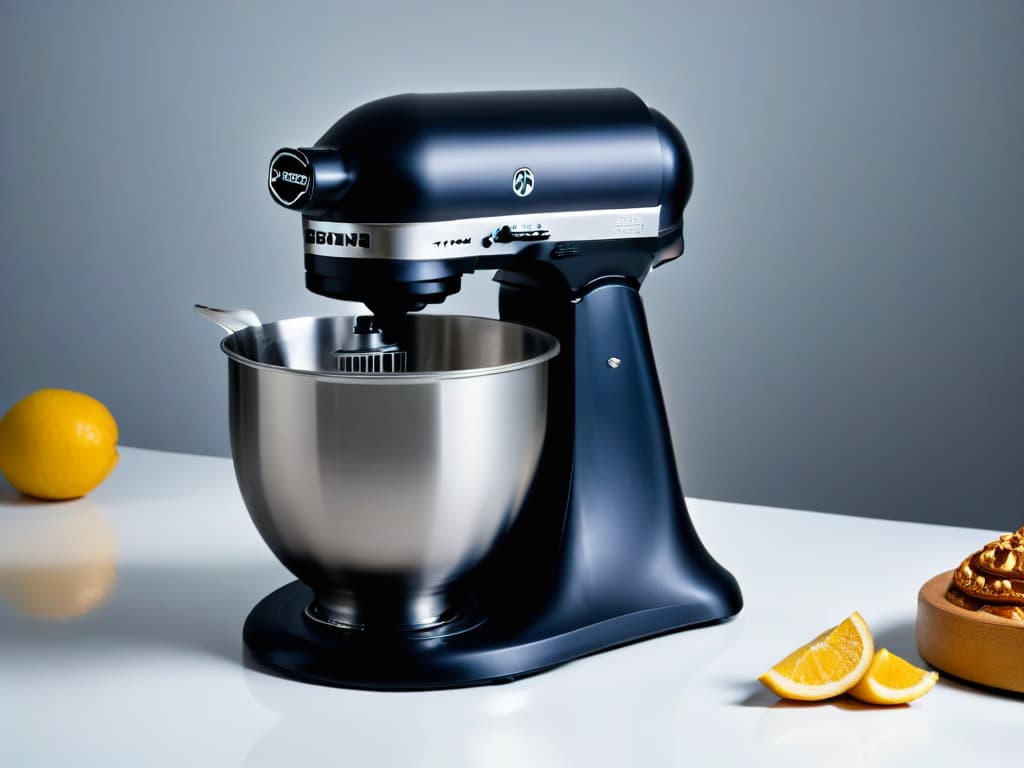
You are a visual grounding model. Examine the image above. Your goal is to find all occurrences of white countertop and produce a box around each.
[0,447,1019,766]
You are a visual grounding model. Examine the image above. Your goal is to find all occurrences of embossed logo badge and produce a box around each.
[512,167,534,197]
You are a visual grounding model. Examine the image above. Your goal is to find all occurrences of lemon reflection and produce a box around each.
[0,502,118,620]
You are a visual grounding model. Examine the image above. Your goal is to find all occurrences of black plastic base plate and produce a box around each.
[243,580,739,691]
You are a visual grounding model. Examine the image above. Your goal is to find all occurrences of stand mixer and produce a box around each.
[212,88,742,689]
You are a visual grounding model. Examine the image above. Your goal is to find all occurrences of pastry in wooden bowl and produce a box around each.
[916,526,1024,693]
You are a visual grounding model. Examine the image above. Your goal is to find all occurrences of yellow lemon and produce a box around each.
[847,648,938,705]
[758,611,874,701]
[0,389,119,500]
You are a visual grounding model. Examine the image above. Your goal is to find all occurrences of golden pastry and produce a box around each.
[946,526,1024,620]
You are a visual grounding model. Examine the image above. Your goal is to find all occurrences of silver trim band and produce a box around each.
[302,206,663,261]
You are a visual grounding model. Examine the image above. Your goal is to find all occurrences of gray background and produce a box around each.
[1,1,1021,529]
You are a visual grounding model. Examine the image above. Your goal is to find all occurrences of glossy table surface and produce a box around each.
[0,447,1019,766]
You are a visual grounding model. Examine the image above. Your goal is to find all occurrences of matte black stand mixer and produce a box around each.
[212,88,741,689]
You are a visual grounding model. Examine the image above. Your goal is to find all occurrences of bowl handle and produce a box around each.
[193,305,262,335]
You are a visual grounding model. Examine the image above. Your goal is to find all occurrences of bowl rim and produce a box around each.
[220,313,561,383]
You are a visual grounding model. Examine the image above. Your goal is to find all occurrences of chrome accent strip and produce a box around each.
[302,206,662,261]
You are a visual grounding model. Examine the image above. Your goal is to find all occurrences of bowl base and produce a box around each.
[304,584,474,634]
[303,590,484,638]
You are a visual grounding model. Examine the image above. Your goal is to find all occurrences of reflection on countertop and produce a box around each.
[239,612,743,768]
[0,498,118,620]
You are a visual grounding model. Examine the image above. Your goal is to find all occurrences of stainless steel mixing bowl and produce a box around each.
[219,314,559,631]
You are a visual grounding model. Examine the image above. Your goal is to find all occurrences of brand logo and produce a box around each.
[512,167,534,197]
[269,149,312,208]
[277,170,308,186]
[305,229,371,249]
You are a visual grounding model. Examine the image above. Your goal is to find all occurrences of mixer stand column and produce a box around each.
[496,276,742,635]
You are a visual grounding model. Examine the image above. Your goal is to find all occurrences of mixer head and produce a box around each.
[267,88,694,314]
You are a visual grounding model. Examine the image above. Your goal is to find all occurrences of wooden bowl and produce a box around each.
[916,571,1024,693]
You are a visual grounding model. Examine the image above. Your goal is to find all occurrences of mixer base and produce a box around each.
[243,580,738,690]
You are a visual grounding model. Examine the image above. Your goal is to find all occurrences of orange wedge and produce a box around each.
[758,611,874,701]
[847,648,938,705]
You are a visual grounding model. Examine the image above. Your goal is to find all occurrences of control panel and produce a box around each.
[482,224,551,248]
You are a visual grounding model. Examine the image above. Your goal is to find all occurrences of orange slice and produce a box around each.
[847,648,938,705]
[758,611,874,701]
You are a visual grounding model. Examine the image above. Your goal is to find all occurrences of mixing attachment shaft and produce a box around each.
[333,316,407,373]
